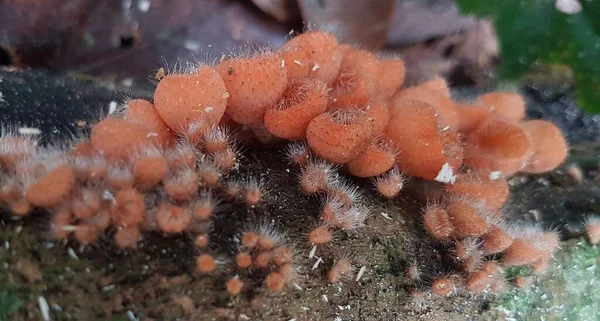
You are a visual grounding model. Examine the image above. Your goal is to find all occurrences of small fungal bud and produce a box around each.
[264,272,286,292]
[163,167,199,201]
[89,209,111,231]
[320,196,345,225]
[264,78,328,140]
[283,141,310,166]
[167,141,197,170]
[482,226,513,255]
[224,180,242,201]
[502,238,542,266]
[153,67,228,133]
[226,277,243,295]
[422,204,454,241]
[243,178,263,207]
[202,126,231,154]
[72,155,107,183]
[194,233,209,248]
[309,225,332,245]
[111,188,145,227]
[155,203,192,234]
[114,226,141,249]
[26,164,75,208]
[212,147,238,173]
[51,207,72,239]
[455,238,482,261]
[513,276,530,288]
[192,192,217,221]
[585,216,600,244]
[531,257,549,275]
[299,160,336,194]
[71,188,101,219]
[328,258,353,283]
[447,200,490,238]
[196,160,221,187]
[326,178,361,206]
[197,254,217,273]
[566,163,584,183]
[306,108,374,164]
[257,234,277,251]
[334,204,370,231]
[242,231,259,248]
[404,262,421,282]
[346,137,396,178]
[10,198,32,216]
[74,223,100,245]
[236,252,252,268]
[431,278,454,296]
[271,246,294,266]
[107,164,135,191]
[255,251,273,268]
[133,154,168,191]
[217,53,288,125]
[466,263,499,293]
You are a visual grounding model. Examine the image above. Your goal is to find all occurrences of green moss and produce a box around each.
[0,289,22,321]
[494,239,600,321]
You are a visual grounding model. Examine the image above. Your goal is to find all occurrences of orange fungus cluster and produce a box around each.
[0,30,570,301]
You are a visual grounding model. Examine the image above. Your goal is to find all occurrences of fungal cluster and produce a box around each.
[0,29,585,308]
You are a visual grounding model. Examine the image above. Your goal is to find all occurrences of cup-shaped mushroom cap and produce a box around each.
[217,53,288,125]
[373,58,405,99]
[264,78,328,140]
[386,100,463,181]
[478,92,526,121]
[455,103,491,133]
[154,67,228,133]
[520,120,568,173]
[280,31,342,85]
[306,108,374,164]
[329,45,378,108]
[91,118,162,161]
[362,99,390,137]
[124,99,175,147]
[346,137,396,177]
[393,84,458,129]
[464,118,532,176]
[447,173,509,209]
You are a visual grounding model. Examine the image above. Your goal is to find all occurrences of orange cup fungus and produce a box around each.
[124,99,175,147]
[346,138,396,177]
[154,66,228,134]
[464,118,532,176]
[306,108,374,164]
[280,31,343,85]
[478,92,526,121]
[387,100,462,181]
[264,78,328,140]
[0,30,573,300]
[216,53,288,125]
[520,120,568,173]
